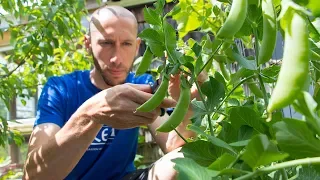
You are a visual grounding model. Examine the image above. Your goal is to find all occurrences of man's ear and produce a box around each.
[135,37,141,56]
[84,34,92,54]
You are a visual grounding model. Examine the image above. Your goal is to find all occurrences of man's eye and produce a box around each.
[101,41,113,45]
[123,42,132,46]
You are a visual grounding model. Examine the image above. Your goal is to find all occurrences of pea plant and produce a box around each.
[136,0,320,179]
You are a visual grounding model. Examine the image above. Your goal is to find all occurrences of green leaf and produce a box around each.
[292,91,320,135]
[143,7,161,26]
[214,71,227,89]
[194,56,204,76]
[293,92,317,118]
[231,51,257,70]
[172,158,219,180]
[241,134,289,169]
[190,99,207,126]
[308,0,320,17]
[309,19,320,42]
[0,30,3,40]
[208,153,236,171]
[172,1,201,38]
[296,165,320,179]
[273,118,320,158]
[188,125,237,154]
[163,21,176,51]
[53,38,59,48]
[180,140,220,167]
[56,16,66,34]
[229,139,250,147]
[238,125,254,141]
[20,99,26,106]
[139,28,165,57]
[155,0,165,14]
[228,125,253,147]
[218,121,238,143]
[260,65,280,83]
[294,0,320,17]
[218,168,246,176]
[192,42,202,57]
[201,76,225,111]
[229,107,266,134]
[230,67,255,84]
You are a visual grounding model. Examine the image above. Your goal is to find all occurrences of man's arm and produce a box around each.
[148,109,195,154]
[23,84,175,179]
[23,112,102,180]
[148,72,208,153]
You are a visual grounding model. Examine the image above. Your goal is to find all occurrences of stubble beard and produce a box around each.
[92,54,132,86]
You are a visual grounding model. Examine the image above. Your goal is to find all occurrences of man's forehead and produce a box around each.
[93,6,136,19]
[89,6,138,35]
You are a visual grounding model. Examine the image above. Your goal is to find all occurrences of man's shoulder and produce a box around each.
[47,70,89,85]
[128,71,154,84]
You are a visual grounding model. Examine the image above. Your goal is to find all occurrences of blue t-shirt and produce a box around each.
[34,70,154,180]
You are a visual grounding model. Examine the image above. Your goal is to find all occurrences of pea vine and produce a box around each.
[135,0,320,179]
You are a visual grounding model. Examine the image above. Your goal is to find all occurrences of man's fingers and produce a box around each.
[160,98,177,108]
[132,105,162,120]
[125,83,152,93]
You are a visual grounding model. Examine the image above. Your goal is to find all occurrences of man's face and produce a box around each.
[87,14,140,86]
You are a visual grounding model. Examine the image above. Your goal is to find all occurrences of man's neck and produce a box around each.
[90,68,112,90]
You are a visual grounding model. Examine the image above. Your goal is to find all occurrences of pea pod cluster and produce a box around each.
[267,11,309,113]
[156,81,191,132]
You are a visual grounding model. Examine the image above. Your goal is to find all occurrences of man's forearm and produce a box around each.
[149,110,195,153]
[23,114,102,180]
[165,110,195,151]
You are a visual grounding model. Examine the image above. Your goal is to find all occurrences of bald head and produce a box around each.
[89,6,138,36]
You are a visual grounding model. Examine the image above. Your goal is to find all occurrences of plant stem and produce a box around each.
[212,74,256,118]
[227,151,244,169]
[197,41,223,77]
[257,73,269,108]
[207,114,214,136]
[235,157,320,180]
[280,168,288,180]
[252,26,269,108]
[193,75,215,136]
[253,27,260,68]
[173,128,188,143]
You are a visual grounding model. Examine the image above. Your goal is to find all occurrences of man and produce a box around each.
[23,5,202,180]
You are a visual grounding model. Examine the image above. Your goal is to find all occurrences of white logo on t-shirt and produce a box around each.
[87,126,116,151]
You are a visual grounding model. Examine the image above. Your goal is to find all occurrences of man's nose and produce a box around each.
[110,46,122,66]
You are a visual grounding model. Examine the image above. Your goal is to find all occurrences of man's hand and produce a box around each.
[168,71,208,102]
[76,83,176,129]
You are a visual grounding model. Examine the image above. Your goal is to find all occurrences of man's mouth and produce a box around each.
[109,69,124,76]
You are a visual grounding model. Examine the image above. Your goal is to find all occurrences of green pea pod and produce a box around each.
[246,78,263,98]
[156,83,191,132]
[216,0,248,39]
[135,47,153,76]
[218,62,230,81]
[258,0,277,65]
[267,11,309,113]
[136,76,169,112]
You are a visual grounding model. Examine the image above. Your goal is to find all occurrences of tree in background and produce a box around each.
[0,0,92,146]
